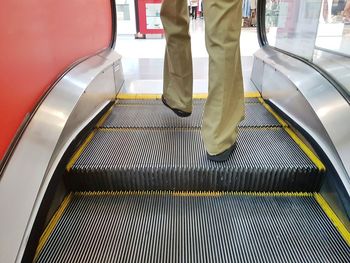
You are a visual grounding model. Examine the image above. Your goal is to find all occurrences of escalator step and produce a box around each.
[69,129,321,191]
[35,193,350,263]
[103,102,281,128]
[116,97,260,104]
[116,99,206,105]
[243,97,260,103]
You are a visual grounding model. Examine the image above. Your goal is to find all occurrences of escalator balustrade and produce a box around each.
[34,95,350,262]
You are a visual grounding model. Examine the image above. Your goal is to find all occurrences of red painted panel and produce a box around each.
[0,0,112,160]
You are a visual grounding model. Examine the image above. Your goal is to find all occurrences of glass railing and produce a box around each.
[316,0,350,57]
[116,0,137,34]
[264,0,350,96]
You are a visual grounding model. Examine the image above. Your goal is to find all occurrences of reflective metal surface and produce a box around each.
[252,46,350,225]
[316,6,350,57]
[251,56,264,93]
[0,49,123,263]
[265,0,322,61]
[313,49,350,95]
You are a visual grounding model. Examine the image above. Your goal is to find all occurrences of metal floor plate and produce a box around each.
[69,129,320,191]
[36,193,350,263]
[103,102,281,128]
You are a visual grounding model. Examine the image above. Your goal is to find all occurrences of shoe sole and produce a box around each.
[161,95,191,118]
[207,143,237,162]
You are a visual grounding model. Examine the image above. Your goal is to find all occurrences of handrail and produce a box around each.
[110,0,117,49]
[257,0,267,47]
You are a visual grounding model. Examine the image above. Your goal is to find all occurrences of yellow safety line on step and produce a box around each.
[259,97,326,172]
[98,127,204,132]
[66,130,96,171]
[66,106,113,171]
[116,93,208,100]
[193,93,208,99]
[75,191,312,197]
[34,193,73,261]
[244,91,261,98]
[258,98,288,127]
[96,106,113,128]
[314,193,350,246]
[99,126,282,132]
[284,127,325,172]
[116,92,261,100]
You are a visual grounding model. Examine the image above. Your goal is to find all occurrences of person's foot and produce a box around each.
[207,143,237,162]
[161,95,191,117]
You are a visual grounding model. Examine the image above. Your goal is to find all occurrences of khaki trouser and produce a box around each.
[160,0,244,155]
[345,0,350,20]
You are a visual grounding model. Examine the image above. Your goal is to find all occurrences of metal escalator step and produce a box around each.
[116,99,206,105]
[69,129,321,191]
[102,102,281,128]
[243,97,260,103]
[35,193,350,263]
[116,98,260,104]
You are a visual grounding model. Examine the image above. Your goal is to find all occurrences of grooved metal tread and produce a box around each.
[103,102,281,128]
[36,193,350,263]
[116,98,260,104]
[69,129,321,191]
[116,99,206,105]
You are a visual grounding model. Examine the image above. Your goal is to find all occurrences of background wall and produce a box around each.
[0,0,112,160]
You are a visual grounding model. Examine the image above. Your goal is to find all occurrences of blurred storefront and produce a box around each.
[116,0,137,34]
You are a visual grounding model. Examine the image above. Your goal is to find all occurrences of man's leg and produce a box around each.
[160,0,193,113]
[202,0,245,156]
[344,0,350,21]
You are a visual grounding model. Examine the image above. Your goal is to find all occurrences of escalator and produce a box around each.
[1,1,350,262]
[33,95,350,262]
